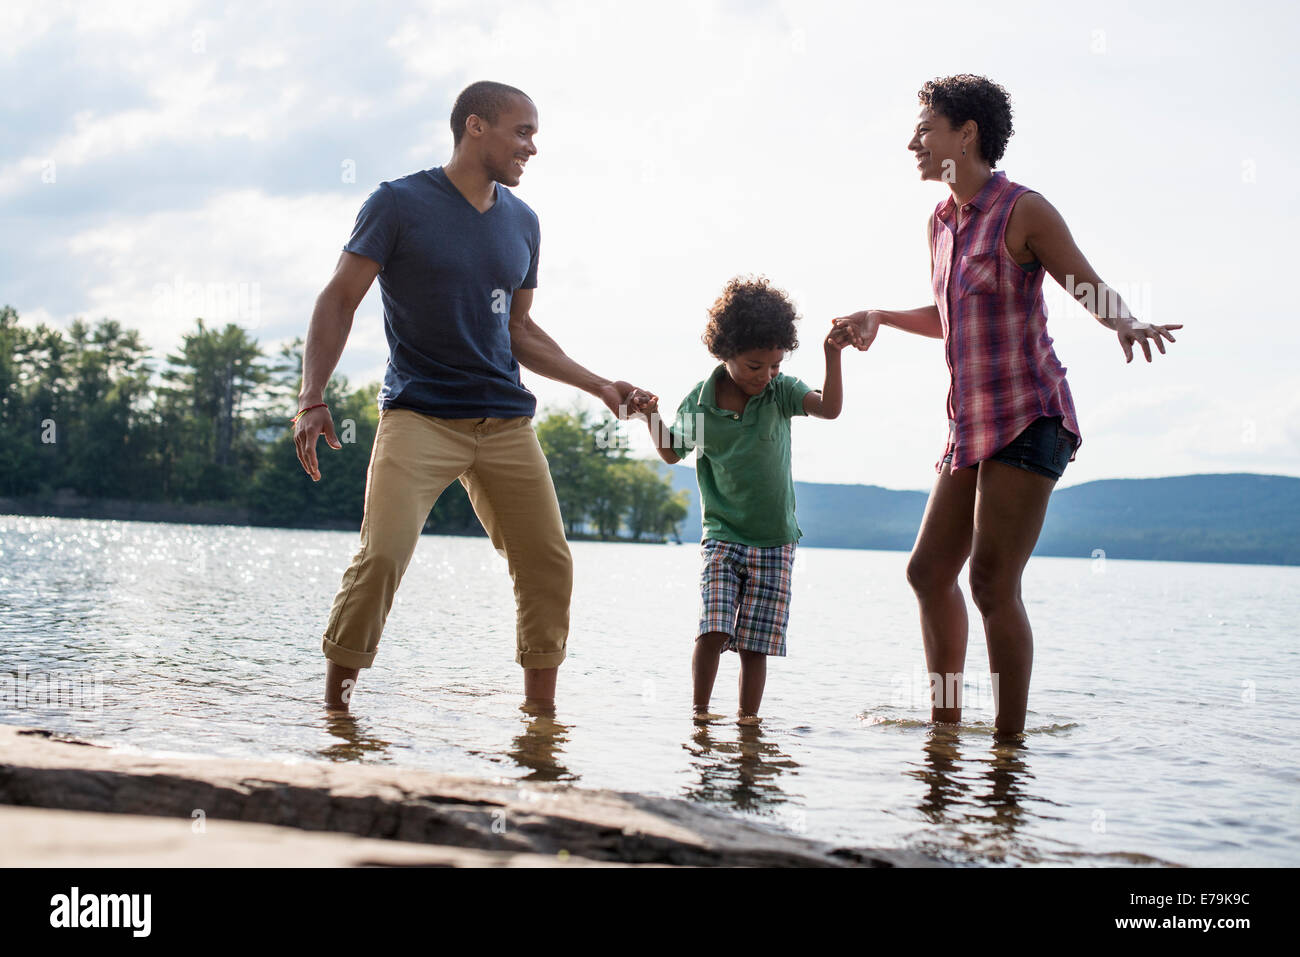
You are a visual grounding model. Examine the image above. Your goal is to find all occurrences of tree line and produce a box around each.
[0,305,688,542]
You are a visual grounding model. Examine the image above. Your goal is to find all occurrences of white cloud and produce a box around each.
[59,187,388,368]
[5,0,1297,490]
[0,0,63,57]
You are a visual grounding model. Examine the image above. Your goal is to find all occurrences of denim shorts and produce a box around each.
[944,416,1080,480]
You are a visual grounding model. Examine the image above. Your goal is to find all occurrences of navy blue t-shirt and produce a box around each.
[343,167,540,418]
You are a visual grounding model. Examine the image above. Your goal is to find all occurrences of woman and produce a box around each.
[834,74,1180,737]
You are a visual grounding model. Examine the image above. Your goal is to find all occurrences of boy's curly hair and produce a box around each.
[918,74,1014,168]
[702,275,800,360]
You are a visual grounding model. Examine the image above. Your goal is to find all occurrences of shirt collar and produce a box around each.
[697,364,778,415]
[698,364,725,410]
[938,169,1008,220]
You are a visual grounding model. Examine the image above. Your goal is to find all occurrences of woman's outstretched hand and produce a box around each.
[831,311,881,351]
[825,320,853,352]
[1115,316,1182,363]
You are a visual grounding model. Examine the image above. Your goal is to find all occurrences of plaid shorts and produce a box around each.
[697,538,796,656]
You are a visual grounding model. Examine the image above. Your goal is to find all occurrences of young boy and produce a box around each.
[639,275,849,724]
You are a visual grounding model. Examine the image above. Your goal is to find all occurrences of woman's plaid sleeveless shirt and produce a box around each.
[929,170,1081,472]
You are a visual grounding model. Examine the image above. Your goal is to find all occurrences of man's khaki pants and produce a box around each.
[321,408,572,670]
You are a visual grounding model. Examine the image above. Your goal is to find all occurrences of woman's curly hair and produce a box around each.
[702,275,800,360]
[918,74,1014,168]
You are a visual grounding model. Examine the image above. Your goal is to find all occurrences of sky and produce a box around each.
[4,0,1297,490]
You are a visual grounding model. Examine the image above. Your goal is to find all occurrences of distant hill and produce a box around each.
[661,469,1300,566]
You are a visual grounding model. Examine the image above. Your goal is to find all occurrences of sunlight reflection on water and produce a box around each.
[2,515,1297,866]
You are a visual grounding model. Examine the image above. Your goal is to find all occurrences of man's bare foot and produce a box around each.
[325,661,360,711]
[992,728,1027,747]
[521,699,557,719]
[737,711,761,726]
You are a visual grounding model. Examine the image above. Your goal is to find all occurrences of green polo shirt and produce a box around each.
[669,364,814,547]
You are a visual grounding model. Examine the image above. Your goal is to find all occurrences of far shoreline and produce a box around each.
[0,493,681,545]
[4,491,1299,568]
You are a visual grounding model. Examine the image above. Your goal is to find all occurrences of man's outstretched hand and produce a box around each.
[295,406,342,482]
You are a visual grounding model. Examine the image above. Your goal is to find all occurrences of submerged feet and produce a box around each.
[326,663,562,713]
[692,706,760,726]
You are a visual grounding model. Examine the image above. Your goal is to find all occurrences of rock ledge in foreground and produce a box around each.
[0,725,937,868]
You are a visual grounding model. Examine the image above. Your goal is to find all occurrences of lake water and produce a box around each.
[2,514,1297,866]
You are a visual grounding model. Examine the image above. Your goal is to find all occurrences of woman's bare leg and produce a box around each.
[968,460,1056,736]
[906,462,978,723]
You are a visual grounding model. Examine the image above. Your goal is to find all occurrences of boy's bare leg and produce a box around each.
[906,462,978,724]
[738,650,766,722]
[325,661,360,711]
[524,665,558,705]
[693,632,729,715]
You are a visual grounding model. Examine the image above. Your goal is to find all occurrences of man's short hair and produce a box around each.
[451,81,532,146]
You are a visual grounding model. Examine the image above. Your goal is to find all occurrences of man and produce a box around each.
[294,81,650,712]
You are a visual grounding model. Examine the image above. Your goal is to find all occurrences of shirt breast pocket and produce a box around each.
[957,253,999,296]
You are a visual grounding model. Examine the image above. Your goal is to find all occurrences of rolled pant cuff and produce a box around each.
[516,648,566,669]
[322,635,377,670]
